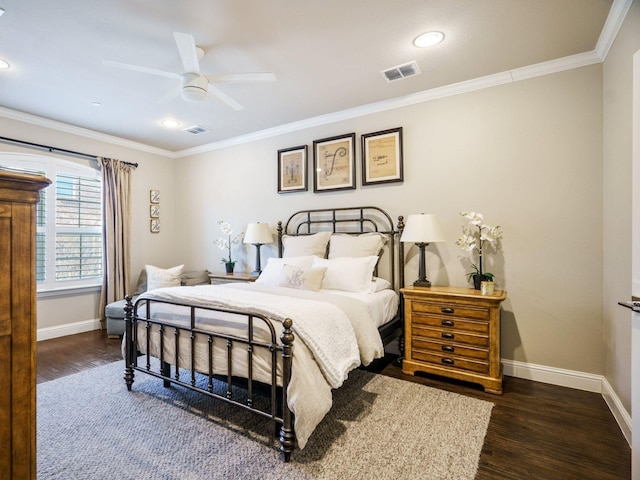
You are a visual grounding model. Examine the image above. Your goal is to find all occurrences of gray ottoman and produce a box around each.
[105,298,134,338]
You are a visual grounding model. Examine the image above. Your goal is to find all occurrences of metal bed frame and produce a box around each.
[123,206,405,461]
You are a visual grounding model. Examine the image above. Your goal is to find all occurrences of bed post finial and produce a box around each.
[279,318,295,461]
[277,221,284,258]
[123,295,135,391]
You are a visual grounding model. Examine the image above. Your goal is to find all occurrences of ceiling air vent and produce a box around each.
[182,125,209,135]
[380,61,421,82]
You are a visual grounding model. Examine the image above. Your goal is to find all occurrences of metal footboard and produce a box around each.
[122,295,296,461]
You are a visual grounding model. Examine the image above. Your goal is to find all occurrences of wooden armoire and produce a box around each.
[0,170,50,480]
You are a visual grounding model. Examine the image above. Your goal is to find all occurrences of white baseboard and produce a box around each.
[503,358,632,447]
[601,376,633,446]
[37,318,101,342]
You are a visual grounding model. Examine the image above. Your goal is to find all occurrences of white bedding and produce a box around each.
[133,283,398,448]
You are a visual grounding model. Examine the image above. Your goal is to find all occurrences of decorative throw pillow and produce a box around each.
[328,233,386,259]
[312,256,378,293]
[370,276,392,293]
[255,256,315,286]
[282,231,331,258]
[145,264,184,291]
[277,264,327,291]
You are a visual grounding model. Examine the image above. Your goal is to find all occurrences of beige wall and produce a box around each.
[603,0,640,417]
[178,64,605,374]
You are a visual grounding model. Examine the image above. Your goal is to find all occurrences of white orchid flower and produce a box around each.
[455,234,476,252]
[217,220,233,235]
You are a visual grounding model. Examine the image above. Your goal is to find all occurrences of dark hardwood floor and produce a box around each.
[37,330,631,479]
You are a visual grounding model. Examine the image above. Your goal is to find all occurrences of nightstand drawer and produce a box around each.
[412,337,489,361]
[412,313,489,334]
[411,301,489,321]
[411,349,489,374]
[412,325,489,348]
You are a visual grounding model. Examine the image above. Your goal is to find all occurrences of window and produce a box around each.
[0,153,103,292]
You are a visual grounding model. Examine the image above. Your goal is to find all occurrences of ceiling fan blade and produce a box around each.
[157,85,181,104]
[207,72,276,83]
[173,32,200,74]
[103,60,181,80]
[207,84,244,111]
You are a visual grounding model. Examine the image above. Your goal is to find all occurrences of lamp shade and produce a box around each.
[243,222,273,244]
[400,214,446,243]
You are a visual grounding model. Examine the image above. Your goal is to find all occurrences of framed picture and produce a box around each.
[150,189,160,204]
[150,218,160,233]
[277,145,308,193]
[150,204,160,218]
[313,133,356,192]
[361,127,403,186]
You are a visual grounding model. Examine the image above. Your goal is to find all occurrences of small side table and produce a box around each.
[208,272,259,285]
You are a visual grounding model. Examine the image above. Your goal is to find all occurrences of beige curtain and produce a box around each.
[99,157,133,323]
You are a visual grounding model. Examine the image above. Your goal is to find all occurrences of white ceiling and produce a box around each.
[0,0,619,154]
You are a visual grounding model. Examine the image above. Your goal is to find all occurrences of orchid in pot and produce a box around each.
[214,220,244,273]
[455,211,503,289]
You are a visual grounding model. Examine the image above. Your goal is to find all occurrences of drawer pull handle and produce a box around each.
[442,333,455,339]
[442,345,454,353]
[441,319,454,327]
[442,358,454,365]
[441,307,454,314]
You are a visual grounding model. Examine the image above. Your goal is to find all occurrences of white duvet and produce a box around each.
[134,283,392,448]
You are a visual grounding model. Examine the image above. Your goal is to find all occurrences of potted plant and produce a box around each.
[214,220,244,273]
[455,211,503,290]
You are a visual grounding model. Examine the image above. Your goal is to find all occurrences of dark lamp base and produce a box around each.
[413,279,432,288]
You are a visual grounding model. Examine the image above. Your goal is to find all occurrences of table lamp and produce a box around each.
[400,213,446,287]
[243,222,273,275]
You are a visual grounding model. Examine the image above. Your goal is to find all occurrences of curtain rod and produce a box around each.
[0,136,139,168]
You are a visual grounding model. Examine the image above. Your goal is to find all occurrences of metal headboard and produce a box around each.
[276,206,405,290]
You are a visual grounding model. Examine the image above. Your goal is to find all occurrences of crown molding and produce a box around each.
[0,106,175,158]
[174,51,602,157]
[596,0,633,60]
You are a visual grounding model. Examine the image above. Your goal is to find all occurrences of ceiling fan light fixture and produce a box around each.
[181,72,208,102]
[413,31,444,48]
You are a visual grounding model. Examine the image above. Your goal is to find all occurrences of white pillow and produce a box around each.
[370,276,392,293]
[282,231,331,258]
[277,264,327,291]
[145,264,184,291]
[328,233,386,259]
[312,256,378,293]
[255,256,314,286]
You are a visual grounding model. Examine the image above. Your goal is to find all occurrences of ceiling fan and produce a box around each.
[103,32,276,110]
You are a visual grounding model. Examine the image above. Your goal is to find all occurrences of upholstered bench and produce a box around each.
[105,267,209,338]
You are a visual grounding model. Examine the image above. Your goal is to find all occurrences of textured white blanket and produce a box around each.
[137,283,386,448]
[140,284,365,388]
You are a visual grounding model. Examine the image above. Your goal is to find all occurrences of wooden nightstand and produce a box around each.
[401,285,507,395]
[208,272,259,285]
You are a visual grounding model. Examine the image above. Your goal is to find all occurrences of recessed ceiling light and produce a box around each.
[413,31,444,48]
[161,119,180,128]
[0,8,5,17]
[91,102,102,107]
[0,59,10,69]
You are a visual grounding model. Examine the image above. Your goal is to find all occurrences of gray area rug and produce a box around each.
[37,360,493,479]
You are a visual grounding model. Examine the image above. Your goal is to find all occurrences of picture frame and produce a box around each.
[312,133,356,192]
[150,204,160,218]
[150,189,160,204]
[277,145,308,193]
[150,218,160,233]
[361,127,403,186]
